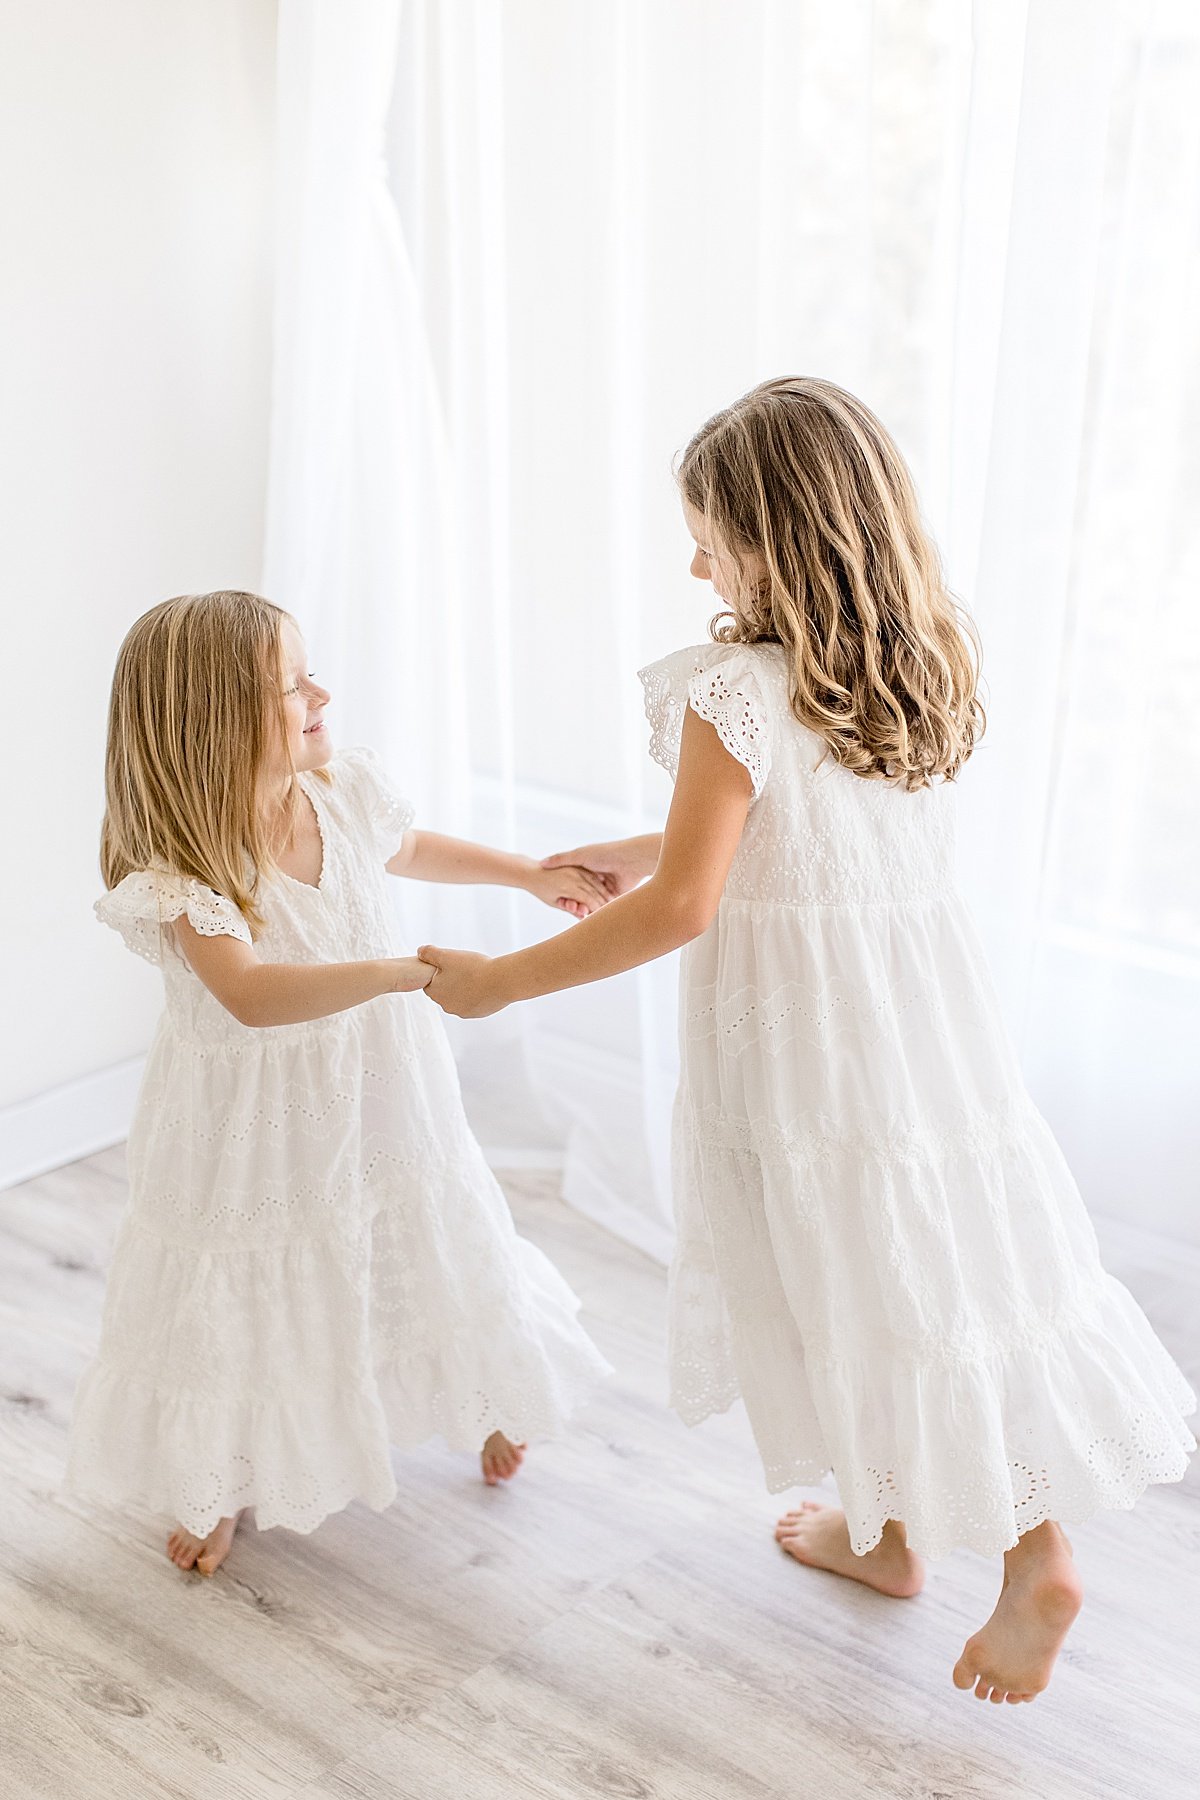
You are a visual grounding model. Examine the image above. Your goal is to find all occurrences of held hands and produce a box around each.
[418,947,506,1018]
[420,838,657,1018]
[521,857,610,918]
[540,838,656,898]
[389,955,437,992]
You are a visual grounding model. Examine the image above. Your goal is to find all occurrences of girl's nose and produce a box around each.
[690,548,708,580]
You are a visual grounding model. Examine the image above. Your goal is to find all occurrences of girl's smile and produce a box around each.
[278,618,333,775]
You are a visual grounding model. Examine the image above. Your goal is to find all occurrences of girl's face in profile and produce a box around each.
[683,499,767,608]
[270,617,333,782]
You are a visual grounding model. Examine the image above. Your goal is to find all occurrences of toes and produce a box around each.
[975,1682,993,1701]
[777,1537,810,1564]
[952,1657,977,1691]
[990,1688,1007,1704]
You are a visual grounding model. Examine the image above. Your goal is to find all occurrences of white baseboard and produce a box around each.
[0,1057,146,1192]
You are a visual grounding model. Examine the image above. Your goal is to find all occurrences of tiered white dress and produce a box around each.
[67,747,610,1537]
[640,641,1196,1559]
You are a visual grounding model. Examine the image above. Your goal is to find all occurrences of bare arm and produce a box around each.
[173,915,433,1028]
[387,829,610,916]
[420,709,752,1016]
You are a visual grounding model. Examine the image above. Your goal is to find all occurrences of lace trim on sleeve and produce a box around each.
[95,873,253,967]
[686,664,771,798]
[639,647,772,798]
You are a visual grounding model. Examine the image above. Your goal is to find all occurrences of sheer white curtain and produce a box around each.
[265,0,1200,1254]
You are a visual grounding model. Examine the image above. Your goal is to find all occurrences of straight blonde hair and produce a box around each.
[678,377,984,789]
[101,590,311,935]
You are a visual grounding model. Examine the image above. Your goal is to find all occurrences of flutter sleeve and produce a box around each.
[638,642,774,798]
[94,871,253,967]
[331,745,416,861]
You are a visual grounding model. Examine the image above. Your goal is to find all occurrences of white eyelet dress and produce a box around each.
[66,747,611,1538]
[639,641,1196,1559]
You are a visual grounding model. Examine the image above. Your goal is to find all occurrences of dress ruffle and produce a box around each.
[66,1158,610,1537]
[670,1167,1196,1562]
[95,871,252,966]
[668,963,1199,1558]
[639,642,774,797]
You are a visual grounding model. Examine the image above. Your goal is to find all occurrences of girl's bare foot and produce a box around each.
[774,1501,925,1598]
[166,1511,243,1577]
[481,1431,526,1486]
[953,1521,1082,1704]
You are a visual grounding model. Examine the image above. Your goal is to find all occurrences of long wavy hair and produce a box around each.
[100,590,311,935]
[677,377,984,789]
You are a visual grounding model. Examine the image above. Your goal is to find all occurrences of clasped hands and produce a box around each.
[419,839,646,1018]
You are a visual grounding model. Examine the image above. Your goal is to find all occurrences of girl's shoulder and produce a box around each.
[314,746,415,860]
[95,869,252,967]
[638,639,788,799]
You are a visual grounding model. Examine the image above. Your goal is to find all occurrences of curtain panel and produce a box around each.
[265,0,1200,1254]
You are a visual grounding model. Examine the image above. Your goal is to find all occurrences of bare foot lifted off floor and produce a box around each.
[481,1431,527,1486]
[774,1501,925,1599]
[166,1511,243,1577]
[952,1520,1083,1704]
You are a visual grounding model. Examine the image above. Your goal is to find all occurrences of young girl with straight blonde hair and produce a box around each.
[68,590,610,1574]
[421,377,1196,1705]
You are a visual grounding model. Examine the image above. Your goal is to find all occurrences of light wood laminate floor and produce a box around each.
[0,1145,1197,1799]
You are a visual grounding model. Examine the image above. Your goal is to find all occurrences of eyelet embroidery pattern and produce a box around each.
[72,745,611,1539]
[640,641,1197,1560]
[640,645,772,799]
[95,872,254,966]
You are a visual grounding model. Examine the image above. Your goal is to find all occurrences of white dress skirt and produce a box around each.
[640,641,1196,1560]
[66,747,611,1538]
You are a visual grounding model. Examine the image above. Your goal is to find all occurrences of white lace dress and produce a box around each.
[67,747,611,1538]
[640,641,1196,1559]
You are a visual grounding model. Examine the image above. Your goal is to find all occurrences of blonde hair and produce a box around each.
[100,590,311,935]
[678,376,984,789]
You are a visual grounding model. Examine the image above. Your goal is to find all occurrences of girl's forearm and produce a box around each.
[495,877,700,1003]
[623,833,664,879]
[235,959,403,1027]
[401,831,535,890]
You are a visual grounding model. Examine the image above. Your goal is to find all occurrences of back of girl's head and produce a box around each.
[677,376,984,788]
[101,590,291,930]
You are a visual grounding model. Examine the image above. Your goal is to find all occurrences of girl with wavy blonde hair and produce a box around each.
[677,376,985,789]
[69,590,611,1577]
[421,378,1195,1707]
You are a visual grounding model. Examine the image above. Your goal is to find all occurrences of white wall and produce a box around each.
[0,2,277,1113]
